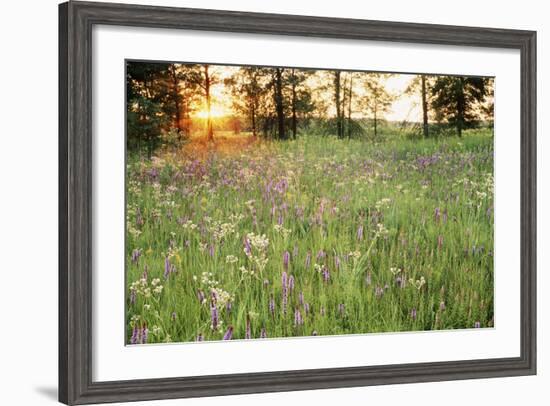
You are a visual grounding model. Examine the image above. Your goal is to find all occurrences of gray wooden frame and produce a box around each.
[59,1,537,404]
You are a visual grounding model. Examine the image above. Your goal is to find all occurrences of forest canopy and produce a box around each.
[126,61,494,154]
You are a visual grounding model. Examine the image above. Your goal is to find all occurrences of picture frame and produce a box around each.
[58,1,536,404]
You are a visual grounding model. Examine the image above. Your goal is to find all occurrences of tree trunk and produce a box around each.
[421,75,428,138]
[291,81,297,139]
[275,68,286,140]
[204,65,214,141]
[251,103,257,138]
[347,73,353,138]
[457,77,465,137]
[334,71,342,138]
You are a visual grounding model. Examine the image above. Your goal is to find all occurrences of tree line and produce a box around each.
[127,62,493,153]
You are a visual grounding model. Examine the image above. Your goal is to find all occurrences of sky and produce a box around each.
[196,65,425,123]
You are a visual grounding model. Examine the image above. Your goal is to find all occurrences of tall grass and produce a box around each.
[126,131,494,344]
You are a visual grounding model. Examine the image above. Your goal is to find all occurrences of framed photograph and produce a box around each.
[59,1,536,404]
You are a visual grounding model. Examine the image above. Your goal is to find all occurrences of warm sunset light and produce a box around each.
[126,60,495,345]
[195,105,230,119]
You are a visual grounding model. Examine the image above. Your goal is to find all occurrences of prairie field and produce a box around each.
[126,131,494,344]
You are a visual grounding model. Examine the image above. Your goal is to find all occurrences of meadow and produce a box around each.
[126,130,494,344]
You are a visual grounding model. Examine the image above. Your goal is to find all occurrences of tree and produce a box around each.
[361,73,394,139]
[430,76,490,137]
[287,68,315,138]
[405,74,434,137]
[274,68,287,140]
[333,70,344,138]
[126,62,172,156]
[186,64,219,141]
[226,67,268,138]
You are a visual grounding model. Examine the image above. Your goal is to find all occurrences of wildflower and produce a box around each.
[294,309,304,326]
[357,225,364,241]
[440,301,446,311]
[288,275,295,292]
[320,306,326,316]
[260,327,267,338]
[131,248,142,264]
[130,325,139,344]
[226,302,232,315]
[317,250,326,260]
[283,251,290,270]
[129,288,136,305]
[298,292,304,306]
[304,303,310,315]
[305,251,311,268]
[437,235,444,249]
[196,333,204,342]
[322,266,330,283]
[375,286,384,298]
[334,256,341,270]
[141,325,148,344]
[223,326,234,340]
[390,267,401,275]
[474,321,481,328]
[171,311,177,321]
[411,308,417,321]
[312,330,318,336]
[263,279,269,287]
[225,255,238,264]
[163,257,170,279]
[197,290,206,305]
[210,304,219,330]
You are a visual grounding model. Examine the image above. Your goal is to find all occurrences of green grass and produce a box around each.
[125,131,494,344]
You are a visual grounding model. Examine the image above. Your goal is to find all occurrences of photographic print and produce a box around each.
[125,61,495,344]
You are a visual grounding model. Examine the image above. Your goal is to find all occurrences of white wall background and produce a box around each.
[0,0,546,405]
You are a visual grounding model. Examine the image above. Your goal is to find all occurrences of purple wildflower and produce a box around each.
[210,304,219,330]
[223,326,233,340]
[439,301,446,311]
[304,303,310,315]
[226,302,232,315]
[131,248,141,264]
[209,244,215,257]
[334,256,341,270]
[293,245,299,258]
[317,250,326,260]
[141,325,148,344]
[305,251,311,268]
[474,321,481,328]
[171,311,177,321]
[164,257,170,279]
[130,325,139,344]
[395,276,403,288]
[375,286,384,298]
[298,292,304,306]
[197,290,206,305]
[196,333,204,342]
[357,224,364,240]
[244,237,251,256]
[129,288,136,305]
[322,266,330,283]
[288,275,295,292]
[283,251,290,270]
[411,308,417,321]
[260,327,267,338]
[294,309,304,326]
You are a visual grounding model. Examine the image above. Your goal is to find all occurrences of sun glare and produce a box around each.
[195,105,229,119]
